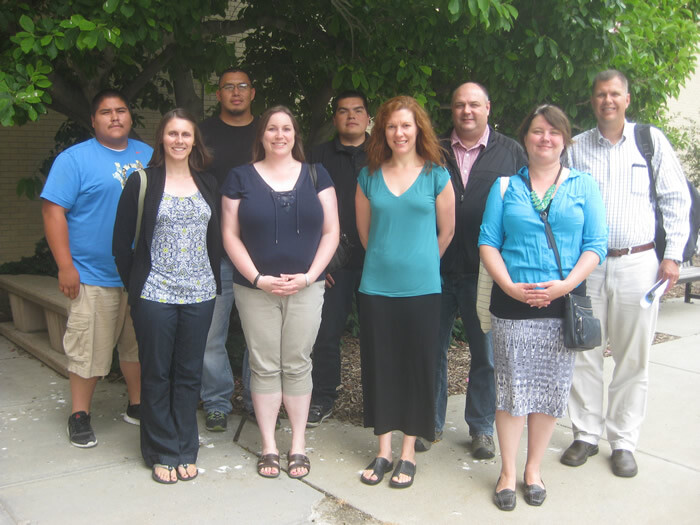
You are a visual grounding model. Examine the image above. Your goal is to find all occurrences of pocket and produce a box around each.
[63,312,91,362]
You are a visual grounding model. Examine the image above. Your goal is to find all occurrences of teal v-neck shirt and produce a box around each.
[358,164,449,297]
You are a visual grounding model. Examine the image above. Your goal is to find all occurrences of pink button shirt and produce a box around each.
[451,127,490,187]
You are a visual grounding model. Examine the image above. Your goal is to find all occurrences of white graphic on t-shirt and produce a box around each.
[113,160,145,188]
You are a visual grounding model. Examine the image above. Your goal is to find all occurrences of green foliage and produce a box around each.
[0,238,58,276]
[0,0,698,146]
[667,118,700,187]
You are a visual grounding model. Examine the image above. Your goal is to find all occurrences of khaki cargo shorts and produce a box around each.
[63,284,138,378]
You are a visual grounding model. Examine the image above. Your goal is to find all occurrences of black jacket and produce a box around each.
[112,165,223,305]
[309,134,368,269]
[440,127,527,275]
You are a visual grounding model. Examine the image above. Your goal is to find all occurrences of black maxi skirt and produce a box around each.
[358,292,440,441]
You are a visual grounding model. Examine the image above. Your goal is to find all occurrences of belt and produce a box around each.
[607,242,655,257]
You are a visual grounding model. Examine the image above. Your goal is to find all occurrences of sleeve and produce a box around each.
[579,172,608,264]
[40,150,80,209]
[312,163,334,192]
[651,128,691,260]
[433,165,450,195]
[221,166,246,199]
[112,170,140,288]
[478,179,506,249]
[357,167,370,198]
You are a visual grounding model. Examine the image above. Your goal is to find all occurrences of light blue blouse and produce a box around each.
[478,166,607,286]
[358,164,450,297]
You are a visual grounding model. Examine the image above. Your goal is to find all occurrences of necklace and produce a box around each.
[530,164,563,212]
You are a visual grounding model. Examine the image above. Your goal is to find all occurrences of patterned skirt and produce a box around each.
[491,316,575,418]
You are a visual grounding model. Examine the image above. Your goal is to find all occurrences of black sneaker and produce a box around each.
[306,404,332,428]
[67,411,97,448]
[123,403,141,426]
[205,410,227,432]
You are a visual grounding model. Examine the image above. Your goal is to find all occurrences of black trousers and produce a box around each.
[132,298,215,467]
[310,267,362,408]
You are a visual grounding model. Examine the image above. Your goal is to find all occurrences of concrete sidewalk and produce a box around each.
[1,298,698,524]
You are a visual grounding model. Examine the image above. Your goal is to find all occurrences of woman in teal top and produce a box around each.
[356,96,455,489]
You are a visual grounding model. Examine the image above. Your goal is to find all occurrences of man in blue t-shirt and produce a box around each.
[41,89,153,448]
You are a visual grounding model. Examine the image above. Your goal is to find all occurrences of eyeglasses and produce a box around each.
[220,83,250,92]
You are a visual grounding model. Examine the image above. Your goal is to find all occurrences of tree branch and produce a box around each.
[122,44,178,102]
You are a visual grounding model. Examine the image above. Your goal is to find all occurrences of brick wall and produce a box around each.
[0,89,219,265]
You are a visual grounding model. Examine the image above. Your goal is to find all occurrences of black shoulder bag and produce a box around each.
[538,207,601,350]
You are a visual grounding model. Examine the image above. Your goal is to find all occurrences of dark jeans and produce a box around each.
[132,298,215,467]
[436,273,495,436]
[310,267,362,409]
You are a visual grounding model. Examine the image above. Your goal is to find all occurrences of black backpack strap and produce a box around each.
[634,124,658,202]
[309,163,318,189]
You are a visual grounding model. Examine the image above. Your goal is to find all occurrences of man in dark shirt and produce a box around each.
[415,83,526,456]
[306,91,370,426]
[199,68,257,432]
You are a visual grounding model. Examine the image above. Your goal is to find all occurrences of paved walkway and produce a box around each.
[1,298,698,524]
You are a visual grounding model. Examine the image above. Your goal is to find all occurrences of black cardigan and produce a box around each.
[112,165,222,305]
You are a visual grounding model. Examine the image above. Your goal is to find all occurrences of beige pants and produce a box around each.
[568,250,659,452]
[63,284,138,378]
[234,282,324,395]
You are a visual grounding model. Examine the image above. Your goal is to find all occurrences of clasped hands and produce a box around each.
[507,280,570,308]
[257,273,308,296]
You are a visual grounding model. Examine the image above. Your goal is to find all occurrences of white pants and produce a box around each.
[568,250,659,452]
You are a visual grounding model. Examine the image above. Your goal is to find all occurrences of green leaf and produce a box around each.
[35,78,51,88]
[120,4,136,18]
[77,19,97,31]
[40,35,52,46]
[419,65,432,76]
[19,14,35,33]
[534,40,544,57]
[103,0,119,14]
[20,37,35,54]
[27,105,38,120]
[477,0,489,16]
[448,0,460,16]
[351,72,361,89]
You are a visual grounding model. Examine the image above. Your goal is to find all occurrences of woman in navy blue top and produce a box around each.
[479,105,607,510]
[221,106,339,480]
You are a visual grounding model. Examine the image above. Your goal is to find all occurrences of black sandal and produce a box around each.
[360,457,394,486]
[176,463,198,481]
[257,453,280,478]
[389,459,416,489]
[152,464,177,485]
[287,452,311,479]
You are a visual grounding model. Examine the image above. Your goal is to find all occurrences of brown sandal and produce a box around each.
[287,452,310,479]
[257,453,280,478]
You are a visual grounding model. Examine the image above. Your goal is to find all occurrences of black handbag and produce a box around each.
[539,208,602,351]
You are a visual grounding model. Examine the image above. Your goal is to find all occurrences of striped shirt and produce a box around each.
[568,121,690,261]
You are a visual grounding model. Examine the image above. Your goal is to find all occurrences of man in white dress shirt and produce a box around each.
[563,70,690,477]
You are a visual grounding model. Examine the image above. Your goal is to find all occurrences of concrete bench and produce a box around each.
[679,263,700,303]
[0,274,69,376]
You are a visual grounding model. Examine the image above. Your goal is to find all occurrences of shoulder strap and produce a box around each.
[634,124,659,201]
[499,176,509,199]
[134,169,147,248]
[309,163,318,189]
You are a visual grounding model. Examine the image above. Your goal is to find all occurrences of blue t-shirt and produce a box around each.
[478,166,608,286]
[358,164,449,297]
[221,163,334,288]
[41,138,153,287]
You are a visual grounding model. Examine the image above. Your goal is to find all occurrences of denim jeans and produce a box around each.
[132,298,215,467]
[200,258,252,414]
[435,273,495,436]
[310,267,362,409]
